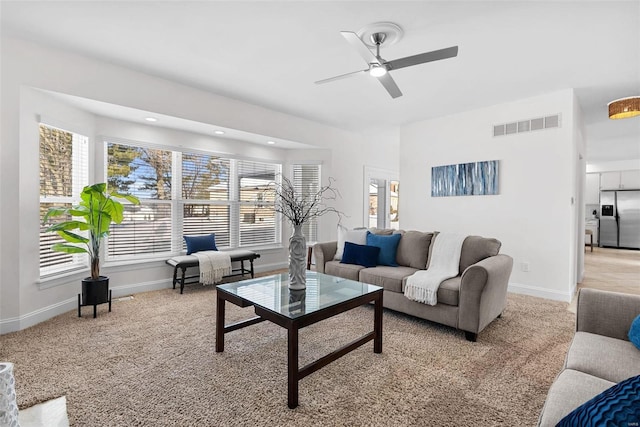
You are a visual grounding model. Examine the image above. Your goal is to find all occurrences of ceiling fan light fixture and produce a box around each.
[608,96,640,119]
[369,64,387,77]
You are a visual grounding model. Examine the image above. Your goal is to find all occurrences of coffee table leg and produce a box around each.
[287,325,299,409]
[374,293,383,354]
[216,293,225,352]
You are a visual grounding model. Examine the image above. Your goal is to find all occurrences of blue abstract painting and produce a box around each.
[431,160,499,197]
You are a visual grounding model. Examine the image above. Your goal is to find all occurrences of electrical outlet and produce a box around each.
[521,262,530,272]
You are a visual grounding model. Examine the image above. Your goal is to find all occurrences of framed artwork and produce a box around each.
[431,160,499,197]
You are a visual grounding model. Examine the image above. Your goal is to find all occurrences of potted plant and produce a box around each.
[43,183,139,306]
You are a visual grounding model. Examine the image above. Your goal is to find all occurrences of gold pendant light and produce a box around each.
[608,96,640,119]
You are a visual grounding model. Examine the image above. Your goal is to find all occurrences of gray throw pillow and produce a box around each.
[396,230,433,269]
[458,236,502,274]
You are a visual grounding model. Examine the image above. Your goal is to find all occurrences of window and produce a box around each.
[182,152,231,248]
[364,166,399,230]
[39,124,89,274]
[292,164,321,242]
[106,143,173,258]
[237,160,279,247]
[105,139,282,261]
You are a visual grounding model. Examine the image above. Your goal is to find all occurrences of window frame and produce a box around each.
[39,123,90,278]
[102,138,283,264]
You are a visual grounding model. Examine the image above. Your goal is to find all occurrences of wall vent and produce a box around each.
[493,113,561,137]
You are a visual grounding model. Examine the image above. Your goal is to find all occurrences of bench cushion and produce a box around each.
[167,249,259,267]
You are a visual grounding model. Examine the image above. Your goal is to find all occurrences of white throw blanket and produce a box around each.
[404,233,467,306]
[193,251,232,285]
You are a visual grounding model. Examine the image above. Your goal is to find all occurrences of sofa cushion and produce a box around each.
[325,260,365,281]
[334,225,368,260]
[400,275,460,306]
[565,332,640,384]
[396,230,433,269]
[538,369,615,427]
[366,232,402,267]
[459,236,501,274]
[368,227,395,235]
[359,266,418,293]
[556,374,640,427]
[341,242,380,268]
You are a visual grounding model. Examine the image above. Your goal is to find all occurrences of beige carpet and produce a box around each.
[0,279,575,427]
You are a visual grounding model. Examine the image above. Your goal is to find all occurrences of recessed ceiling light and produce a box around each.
[267,140,276,145]
[214,130,225,135]
[145,117,158,122]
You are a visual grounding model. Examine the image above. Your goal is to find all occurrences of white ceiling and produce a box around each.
[2,1,639,162]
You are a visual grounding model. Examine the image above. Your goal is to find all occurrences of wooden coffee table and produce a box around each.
[215,271,383,408]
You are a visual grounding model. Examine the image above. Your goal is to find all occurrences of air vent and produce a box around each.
[545,115,559,128]
[493,114,561,137]
[531,118,544,131]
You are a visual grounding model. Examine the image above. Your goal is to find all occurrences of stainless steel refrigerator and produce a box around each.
[600,190,640,249]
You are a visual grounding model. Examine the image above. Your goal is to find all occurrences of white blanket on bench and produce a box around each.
[193,251,232,285]
[404,233,466,306]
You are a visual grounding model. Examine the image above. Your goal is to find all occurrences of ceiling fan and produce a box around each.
[315,28,458,99]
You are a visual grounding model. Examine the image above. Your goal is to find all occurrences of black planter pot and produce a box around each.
[81,276,109,306]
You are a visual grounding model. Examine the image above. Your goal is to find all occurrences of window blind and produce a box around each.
[106,142,173,258]
[39,124,89,274]
[292,164,321,242]
[237,160,280,246]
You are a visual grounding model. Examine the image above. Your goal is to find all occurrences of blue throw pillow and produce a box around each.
[556,374,640,427]
[630,314,640,350]
[341,242,380,268]
[184,234,217,255]
[366,231,402,266]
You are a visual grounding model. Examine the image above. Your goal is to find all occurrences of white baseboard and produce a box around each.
[0,297,77,334]
[110,278,173,298]
[0,279,174,334]
[508,282,574,302]
[1,265,290,334]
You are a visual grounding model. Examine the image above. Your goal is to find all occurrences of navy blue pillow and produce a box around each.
[629,314,640,350]
[366,231,402,266]
[341,242,380,268]
[556,374,640,427]
[184,234,217,255]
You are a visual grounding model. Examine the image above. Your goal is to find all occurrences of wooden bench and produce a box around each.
[166,250,260,294]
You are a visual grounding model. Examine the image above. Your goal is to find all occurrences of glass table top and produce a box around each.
[217,271,382,319]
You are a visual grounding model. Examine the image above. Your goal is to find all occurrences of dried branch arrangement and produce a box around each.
[270,175,342,226]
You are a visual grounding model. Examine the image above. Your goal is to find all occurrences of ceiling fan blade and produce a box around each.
[315,68,368,85]
[387,46,458,71]
[377,73,403,99]
[341,31,379,65]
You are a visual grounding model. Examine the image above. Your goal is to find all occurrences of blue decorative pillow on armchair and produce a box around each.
[556,374,640,427]
[629,314,640,350]
[184,234,217,255]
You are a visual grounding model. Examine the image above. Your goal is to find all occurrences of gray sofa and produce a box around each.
[538,288,640,426]
[314,231,513,341]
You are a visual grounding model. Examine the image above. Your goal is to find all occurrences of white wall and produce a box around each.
[586,159,640,173]
[399,89,579,301]
[0,36,400,332]
[572,91,587,287]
